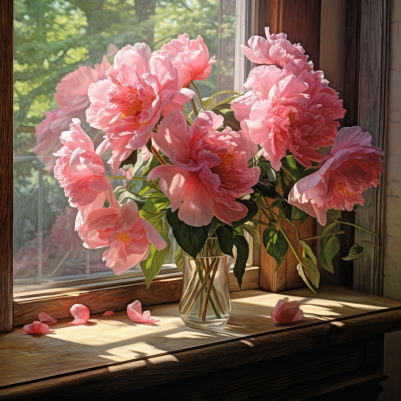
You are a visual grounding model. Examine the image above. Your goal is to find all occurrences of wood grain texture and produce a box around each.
[354,0,390,295]
[259,202,316,292]
[13,267,260,327]
[0,0,13,333]
[1,286,401,400]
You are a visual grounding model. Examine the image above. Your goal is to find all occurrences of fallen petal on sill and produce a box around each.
[127,300,160,324]
[22,321,55,335]
[270,297,304,324]
[69,304,90,325]
[102,311,115,316]
[38,312,57,325]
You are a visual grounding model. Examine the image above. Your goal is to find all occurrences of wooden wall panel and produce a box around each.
[354,0,390,295]
[0,0,14,333]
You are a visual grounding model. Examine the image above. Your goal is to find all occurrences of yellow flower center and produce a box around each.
[334,182,359,197]
[118,231,131,244]
[119,89,143,123]
[288,112,296,124]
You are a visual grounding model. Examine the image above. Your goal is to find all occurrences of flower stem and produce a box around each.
[336,220,377,237]
[190,98,199,117]
[107,176,146,181]
[278,226,304,267]
[302,231,345,241]
[191,81,205,110]
[151,145,167,165]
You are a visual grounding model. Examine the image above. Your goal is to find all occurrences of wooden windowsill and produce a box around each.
[1,285,401,400]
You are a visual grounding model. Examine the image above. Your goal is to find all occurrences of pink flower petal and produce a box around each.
[270,297,303,324]
[102,311,115,316]
[37,312,57,325]
[127,300,159,323]
[22,321,55,335]
[69,304,90,325]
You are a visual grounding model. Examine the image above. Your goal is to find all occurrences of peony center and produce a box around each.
[120,89,143,122]
[334,182,359,197]
[288,112,296,124]
[211,152,235,177]
[117,231,131,244]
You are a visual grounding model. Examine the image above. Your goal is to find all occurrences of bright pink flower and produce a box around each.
[232,60,345,170]
[38,312,57,325]
[69,304,90,325]
[127,300,159,323]
[34,56,111,171]
[288,126,383,226]
[79,198,167,275]
[148,111,260,227]
[270,297,303,324]
[242,27,308,67]
[87,43,195,174]
[102,311,115,317]
[22,321,55,335]
[54,119,109,208]
[160,33,216,85]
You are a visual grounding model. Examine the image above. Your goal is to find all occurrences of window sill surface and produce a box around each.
[1,285,401,400]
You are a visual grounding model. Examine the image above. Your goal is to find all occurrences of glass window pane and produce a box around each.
[13,0,236,293]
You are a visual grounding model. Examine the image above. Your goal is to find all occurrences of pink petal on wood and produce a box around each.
[69,304,90,325]
[270,297,304,324]
[38,312,57,325]
[127,300,160,323]
[22,321,55,335]
[102,311,115,317]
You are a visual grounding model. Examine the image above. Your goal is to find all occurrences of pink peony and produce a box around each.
[127,300,159,323]
[69,304,90,325]
[34,55,111,171]
[270,297,303,324]
[54,119,109,208]
[232,60,345,170]
[79,198,167,275]
[148,111,260,227]
[87,43,195,174]
[22,321,55,335]
[288,126,383,226]
[38,312,57,325]
[242,27,308,67]
[159,33,216,86]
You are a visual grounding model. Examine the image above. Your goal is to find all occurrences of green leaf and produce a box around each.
[320,222,337,273]
[204,90,241,109]
[342,242,377,261]
[166,210,209,259]
[174,247,184,272]
[233,235,249,288]
[121,149,144,178]
[142,153,161,176]
[214,109,241,131]
[114,186,146,206]
[119,149,138,169]
[216,226,234,257]
[233,199,258,227]
[140,231,171,288]
[208,216,221,237]
[291,206,310,224]
[297,264,317,294]
[209,95,240,111]
[243,223,261,246]
[304,257,320,288]
[299,240,317,265]
[263,224,288,269]
[323,235,340,273]
[139,196,170,226]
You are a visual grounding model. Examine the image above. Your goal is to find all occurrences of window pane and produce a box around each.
[13,0,236,293]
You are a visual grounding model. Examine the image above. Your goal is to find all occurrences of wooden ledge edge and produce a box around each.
[1,307,401,400]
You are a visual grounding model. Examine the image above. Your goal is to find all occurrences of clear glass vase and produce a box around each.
[179,240,233,330]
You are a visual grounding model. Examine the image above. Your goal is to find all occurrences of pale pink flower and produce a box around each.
[38,312,57,325]
[270,297,303,324]
[242,27,308,67]
[87,43,195,173]
[34,55,111,171]
[69,304,90,325]
[22,321,55,335]
[54,119,109,208]
[127,300,159,323]
[148,111,260,227]
[232,60,345,170]
[288,126,383,226]
[102,311,115,317]
[160,33,216,85]
[79,198,167,275]
[120,166,134,180]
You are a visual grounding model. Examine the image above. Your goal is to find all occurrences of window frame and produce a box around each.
[1,0,265,332]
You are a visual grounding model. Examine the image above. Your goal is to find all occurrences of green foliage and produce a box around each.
[166,210,210,259]
[320,222,340,273]
[342,241,378,261]
[216,226,234,257]
[297,264,317,294]
[232,235,249,288]
[262,223,288,270]
[233,199,259,227]
[174,247,184,273]
[291,206,309,224]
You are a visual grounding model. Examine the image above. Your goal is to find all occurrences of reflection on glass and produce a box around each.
[13,0,236,291]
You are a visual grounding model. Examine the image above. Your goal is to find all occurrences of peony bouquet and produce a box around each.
[44,28,383,301]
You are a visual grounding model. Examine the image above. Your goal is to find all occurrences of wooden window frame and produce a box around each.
[1,0,265,333]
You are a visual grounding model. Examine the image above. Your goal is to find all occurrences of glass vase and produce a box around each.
[179,240,233,330]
